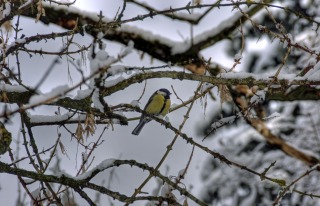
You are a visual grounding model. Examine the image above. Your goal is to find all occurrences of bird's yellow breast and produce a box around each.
[145,94,165,114]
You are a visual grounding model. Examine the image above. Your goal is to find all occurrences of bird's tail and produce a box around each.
[132,119,148,135]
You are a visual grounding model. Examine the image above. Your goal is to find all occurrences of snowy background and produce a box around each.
[1,0,319,206]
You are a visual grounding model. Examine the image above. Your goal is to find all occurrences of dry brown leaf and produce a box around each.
[84,113,96,138]
[183,198,189,206]
[184,63,206,75]
[235,85,254,97]
[1,91,8,103]
[218,84,232,104]
[35,1,45,23]
[195,0,201,5]
[75,121,84,143]
[2,20,11,32]
[59,141,67,155]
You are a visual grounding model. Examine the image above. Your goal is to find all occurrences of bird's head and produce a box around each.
[157,88,171,99]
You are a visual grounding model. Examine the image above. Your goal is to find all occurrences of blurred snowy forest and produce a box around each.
[1,0,320,206]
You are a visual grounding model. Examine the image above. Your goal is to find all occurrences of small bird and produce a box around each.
[132,88,171,135]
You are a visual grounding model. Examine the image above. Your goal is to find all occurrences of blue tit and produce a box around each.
[132,88,171,135]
